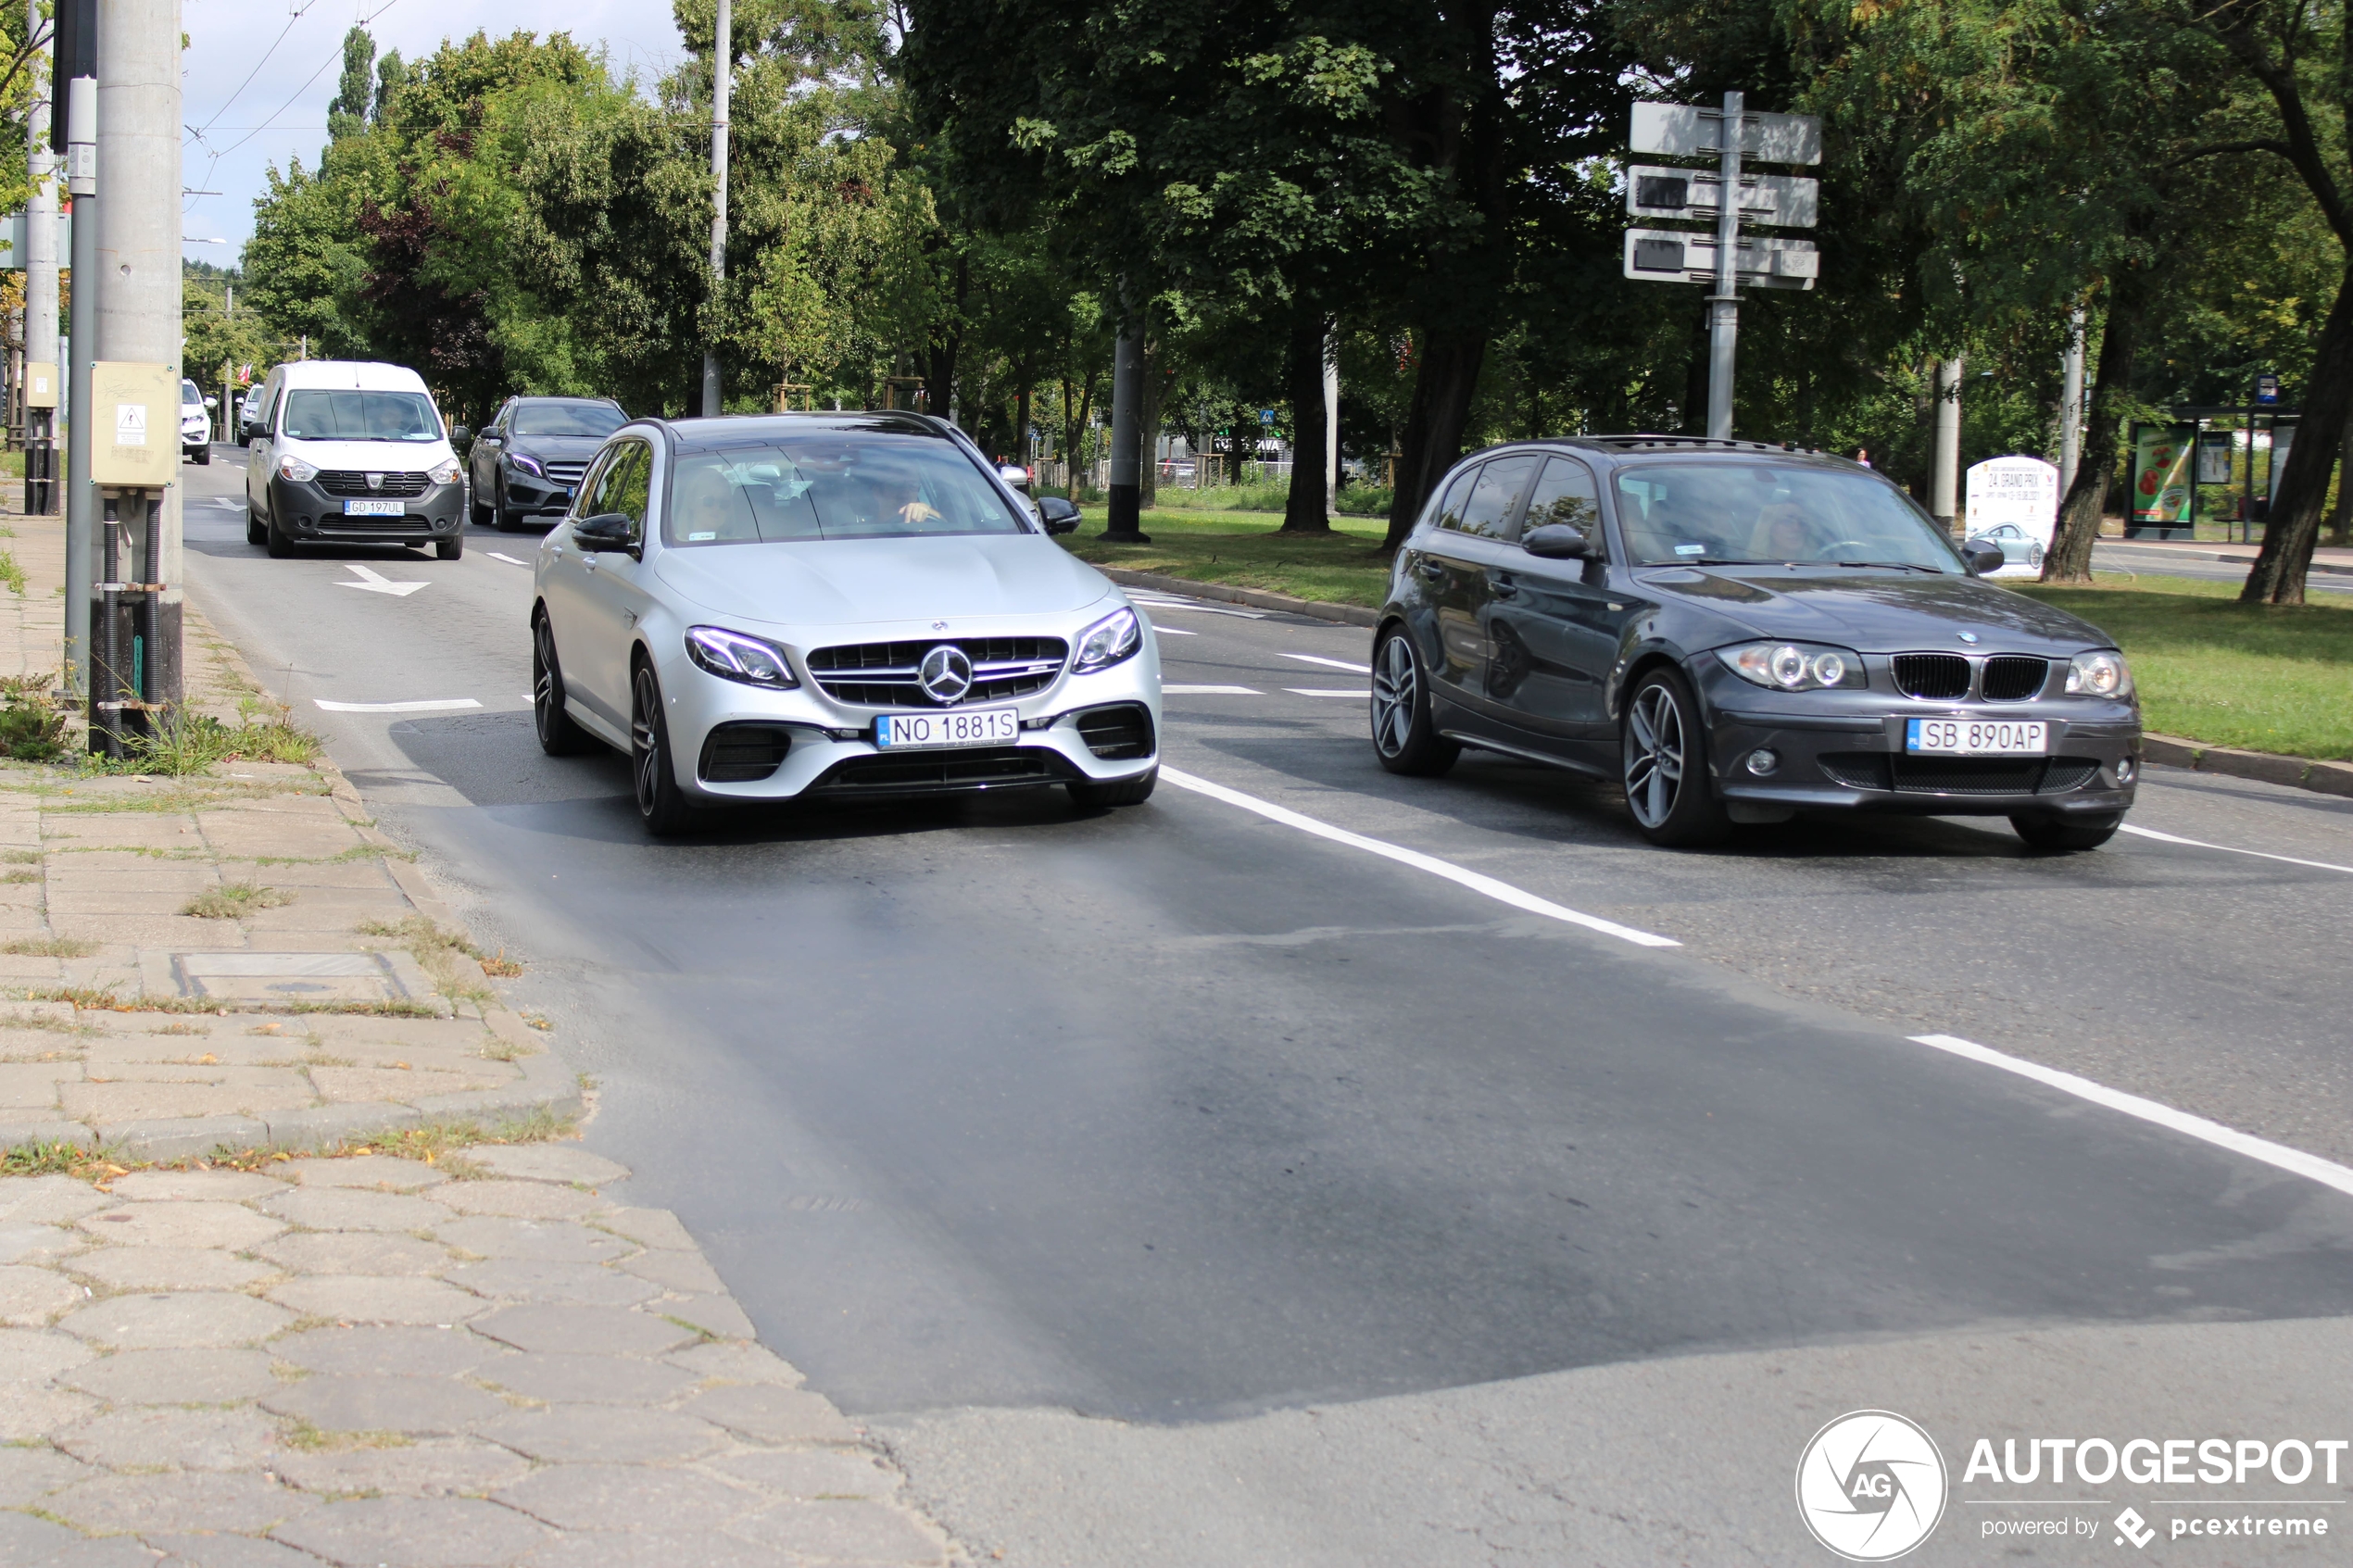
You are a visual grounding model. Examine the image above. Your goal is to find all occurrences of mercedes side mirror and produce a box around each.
[999,463,1033,493]
[1960,538,2006,576]
[451,425,472,445]
[1037,495,1081,535]
[573,512,635,554]
[1521,522,1597,560]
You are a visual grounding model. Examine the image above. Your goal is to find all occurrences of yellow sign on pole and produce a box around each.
[91,362,177,487]
[22,362,56,409]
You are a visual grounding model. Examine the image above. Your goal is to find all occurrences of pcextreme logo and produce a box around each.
[1796,1411,1949,1561]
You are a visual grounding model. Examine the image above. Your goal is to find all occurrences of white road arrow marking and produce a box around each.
[336,563,429,597]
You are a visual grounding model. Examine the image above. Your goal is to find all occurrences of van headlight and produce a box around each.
[428,456,462,485]
[2065,650,2133,697]
[1717,641,1866,691]
[1071,607,1141,673]
[277,454,318,483]
[685,625,798,688]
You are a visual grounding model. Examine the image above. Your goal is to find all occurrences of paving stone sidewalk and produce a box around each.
[0,1143,958,1566]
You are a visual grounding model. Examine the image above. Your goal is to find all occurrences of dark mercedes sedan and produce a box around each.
[1371,437,2141,849]
[469,395,629,530]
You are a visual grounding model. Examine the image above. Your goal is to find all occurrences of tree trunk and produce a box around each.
[2043,282,2142,583]
[1284,310,1331,533]
[924,253,968,423]
[2329,399,2353,547]
[1139,337,1168,508]
[1380,330,1487,549]
[2243,263,2353,603]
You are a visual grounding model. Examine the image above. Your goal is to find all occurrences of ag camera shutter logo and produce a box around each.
[1795,1410,1947,1561]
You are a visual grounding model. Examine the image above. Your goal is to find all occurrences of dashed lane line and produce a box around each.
[2120,822,2353,876]
[1160,766,1678,948]
[1142,622,1198,634]
[1909,1035,2353,1200]
[487,552,533,568]
[314,698,484,713]
[1286,688,1368,698]
[1282,652,1374,673]
[1163,684,1263,696]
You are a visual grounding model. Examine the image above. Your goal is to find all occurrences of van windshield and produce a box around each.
[281,390,442,443]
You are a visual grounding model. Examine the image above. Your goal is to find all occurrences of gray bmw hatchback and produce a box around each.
[1371,436,2141,849]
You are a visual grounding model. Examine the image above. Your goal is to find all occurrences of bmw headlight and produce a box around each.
[428,456,463,485]
[1071,607,1141,673]
[685,626,799,689]
[277,454,319,483]
[2065,649,2133,697]
[1718,641,1866,692]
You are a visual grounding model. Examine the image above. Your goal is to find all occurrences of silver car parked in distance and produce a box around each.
[530,411,1161,834]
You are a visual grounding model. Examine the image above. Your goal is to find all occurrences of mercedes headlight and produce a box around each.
[510,453,545,478]
[2065,649,2133,697]
[428,456,463,485]
[277,454,318,483]
[685,626,799,689]
[1071,607,1141,673]
[1717,641,1865,692]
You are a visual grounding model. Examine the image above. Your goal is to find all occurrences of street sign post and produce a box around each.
[1626,94,1821,439]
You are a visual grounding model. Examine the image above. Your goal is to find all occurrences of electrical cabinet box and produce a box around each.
[22,362,56,409]
[91,361,178,487]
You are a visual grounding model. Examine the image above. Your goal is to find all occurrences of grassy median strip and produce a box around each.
[1058,507,1391,608]
[2015,574,2353,761]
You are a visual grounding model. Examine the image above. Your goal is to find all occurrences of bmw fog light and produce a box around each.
[2115,758,2137,785]
[1747,748,1780,776]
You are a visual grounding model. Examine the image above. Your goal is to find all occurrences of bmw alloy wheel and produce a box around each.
[1623,683,1686,830]
[1372,633,1418,758]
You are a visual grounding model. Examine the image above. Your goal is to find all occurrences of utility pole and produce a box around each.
[1101,286,1147,542]
[1323,322,1340,516]
[59,0,96,700]
[1931,357,1964,530]
[1705,90,1743,440]
[700,0,730,419]
[92,0,182,734]
[2058,307,2086,494]
[22,0,57,516]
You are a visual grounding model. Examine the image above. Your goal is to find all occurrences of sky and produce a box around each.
[181,0,688,266]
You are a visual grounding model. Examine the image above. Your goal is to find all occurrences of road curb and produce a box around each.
[2143,734,2353,798]
[1096,566,1381,628]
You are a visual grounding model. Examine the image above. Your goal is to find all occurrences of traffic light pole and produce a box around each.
[1705,91,1743,440]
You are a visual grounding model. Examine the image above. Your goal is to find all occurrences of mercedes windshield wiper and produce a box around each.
[1834,559,1945,574]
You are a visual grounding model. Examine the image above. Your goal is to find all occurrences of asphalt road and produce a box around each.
[2092,538,2353,595]
[176,451,2353,1562]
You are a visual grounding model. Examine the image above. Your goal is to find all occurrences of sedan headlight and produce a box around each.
[278,454,319,483]
[2065,649,2133,697]
[428,456,463,485]
[684,625,799,689]
[510,453,545,478]
[1717,640,1865,692]
[1071,606,1141,673]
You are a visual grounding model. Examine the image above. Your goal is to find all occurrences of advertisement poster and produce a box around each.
[2196,433,2234,484]
[1962,455,2059,576]
[2132,423,2194,527]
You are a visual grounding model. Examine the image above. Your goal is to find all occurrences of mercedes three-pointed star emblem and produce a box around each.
[918,644,974,705]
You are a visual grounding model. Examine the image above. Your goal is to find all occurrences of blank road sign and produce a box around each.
[1623,229,1818,289]
[1630,102,1822,165]
[1626,166,1818,228]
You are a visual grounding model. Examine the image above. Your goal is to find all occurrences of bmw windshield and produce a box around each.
[664,433,1030,546]
[1614,462,1964,571]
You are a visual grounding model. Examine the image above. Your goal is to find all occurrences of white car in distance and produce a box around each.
[531,412,1161,834]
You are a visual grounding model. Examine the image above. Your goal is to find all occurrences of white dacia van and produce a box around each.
[243,360,469,559]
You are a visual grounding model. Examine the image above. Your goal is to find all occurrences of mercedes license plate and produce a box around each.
[343,499,405,517]
[1906,718,2047,756]
[875,709,1020,749]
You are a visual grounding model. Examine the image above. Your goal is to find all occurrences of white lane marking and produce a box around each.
[1143,622,1198,635]
[1286,688,1369,698]
[2120,822,2353,876]
[1283,652,1373,673]
[210,497,244,510]
[1163,684,1262,696]
[1128,597,1265,620]
[314,698,483,713]
[1161,767,1679,948]
[1909,1035,2353,1200]
[336,563,429,597]
[487,552,533,568]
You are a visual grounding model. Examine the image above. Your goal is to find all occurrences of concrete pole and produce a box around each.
[700,0,730,419]
[1323,321,1340,516]
[1102,290,1147,541]
[23,0,57,512]
[1931,356,1964,530]
[2058,307,2086,494]
[96,0,182,712]
[1705,90,1743,440]
[63,75,95,698]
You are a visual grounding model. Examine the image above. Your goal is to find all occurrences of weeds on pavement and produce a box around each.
[182,883,295,919]
[0,936,96,958]
[0,675,67,761]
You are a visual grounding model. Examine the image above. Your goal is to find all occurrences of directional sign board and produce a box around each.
[1631,102,1821,165]
[1627,167,1818,228]
[1624,230,1818,290]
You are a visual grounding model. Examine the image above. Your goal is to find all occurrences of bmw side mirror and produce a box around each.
[573,512,635,554]
[1521,522,1596,560]
[1037,495,1081,535]
[1960,538,2006,576]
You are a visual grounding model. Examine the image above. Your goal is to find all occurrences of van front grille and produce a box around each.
[319,470,430,497]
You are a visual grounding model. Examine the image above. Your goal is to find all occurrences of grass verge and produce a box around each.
[1057,507,1391,608]
[2015,573,2353,760]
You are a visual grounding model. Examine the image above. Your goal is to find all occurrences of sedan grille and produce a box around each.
[1980,656,2050,701]
[1819,753,2106,796]
[1890,653,1971,700]
[319,470,430,497]
[807,636,1067,708]
[541,460,589,485]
